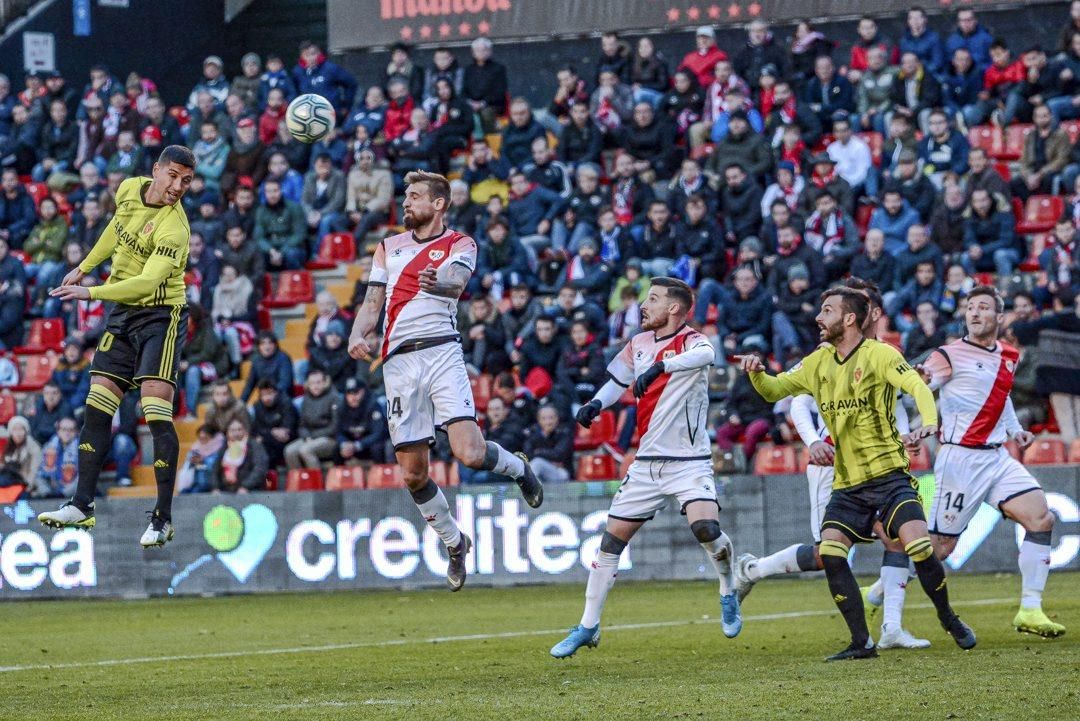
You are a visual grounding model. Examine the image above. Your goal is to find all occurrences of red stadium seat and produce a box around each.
[430,460,459,487]
[576,453,617,481]
[285,468,324,492]
[1063,119,1080,147]
[0,485,22,504]
[325,466,365,491]
[306,232,357,270]
[992,162,1011,182]
[879,330,902,350]
[0,393,16,426]
[366,463,404,489]
[690,143,714,161]
[13,354,56,392]
[24,181,49,208]
[574,410,616,450]
[470,374,492,413]
[856,131,884,167]
[263,271,315,308]
[264,469,279,491]
[751,443,798,475]
[1015,195,1065,235]
[1067,438,1080,464]
[257,305,273,331]
[967,125,1000,157]
[1025,437,1066,465]
[999,123,1033,161]
[855,204,874,239]
[168,105,190,128]
[15,318,66,354]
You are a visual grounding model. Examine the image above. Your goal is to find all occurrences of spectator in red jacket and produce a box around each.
[968,39,1026,126]
[678,26,728,89]
[847,15,898,83]
[382,77,414,142]
[259,87,287,146]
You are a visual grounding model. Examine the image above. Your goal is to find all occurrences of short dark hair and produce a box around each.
[820,287,869,328]
[257,378,277,391]
[651,276,694,315]
[968,284,1004,312]
[842,276,883,311]
[158,145,196,169]
[494,371,516,389]
[197,424,215,435]
[404,170,451,205]
[648,199,668,210]
[256,330,278,345]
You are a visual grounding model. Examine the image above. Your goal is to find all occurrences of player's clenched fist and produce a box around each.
[348,332,372,361]
[808,440,835,466]
[417,264,439,291]
[633,362,665,398]
[575,400,602,428]
[734,354,765,373]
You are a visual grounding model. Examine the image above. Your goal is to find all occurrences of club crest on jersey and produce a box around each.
[1005,360,1015,372]
[663,350,676,360]
[141,221,155,235]
[428,249,445,261]
[853,367,863,383]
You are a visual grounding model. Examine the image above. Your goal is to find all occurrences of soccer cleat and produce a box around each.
[446,534,472,592]
[825,639,878,661]
[942,615,977,650]
[733,553,758,603]
[139,511,175,548]
[550,624,600,658]
[38,501,96,530]
[860,585,881,626]
[1013,608,1066,638]
[878,624,931,650]
[513,452,544,508]
[720,593,742,638]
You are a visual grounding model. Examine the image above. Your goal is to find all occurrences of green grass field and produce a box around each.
[1,573,1077,720]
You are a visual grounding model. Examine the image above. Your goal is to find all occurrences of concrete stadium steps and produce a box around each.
[107,485,157,499]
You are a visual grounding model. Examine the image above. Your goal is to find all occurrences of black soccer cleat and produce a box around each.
[447,534,472,592]
[825,641,879,662]
[513,452,544,508]
[943,615,977,650]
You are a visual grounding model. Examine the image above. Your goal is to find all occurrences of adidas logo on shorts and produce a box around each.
[154,459,169,469]
[79,443,95,453]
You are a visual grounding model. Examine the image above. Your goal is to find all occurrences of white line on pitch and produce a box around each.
[0,596,1014,674]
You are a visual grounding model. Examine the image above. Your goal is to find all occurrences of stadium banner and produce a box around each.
[1,468,1078,599]
[328,0,1059,52]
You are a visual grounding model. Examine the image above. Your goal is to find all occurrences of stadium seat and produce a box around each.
[24,181,49,208]
[999,123,1033,161]
[263,271,315,308]
[574,410,616,450]
[0,485,22,504]
[690,143,714,161]
[470,373,492,413]
[325,465,365,491]
[15,318,66,354]
[992,162,1011,182]
[285,468,324,492]
[1024,437,1066,465]
[264,469,279,491]
[256,305,273,331]
[751,443,798,475]
[967,125,1000,157]
[855,203,874,239]
[13,354,56,392]
[430,460,459,487]
[1015,195,1065,235]
[576,453,617,481]
[0,393,15,426]
[366,463,404,489]
[856,131,884,167]
[306,232,357,270]
[1068,438,1080,463]
[1064,119,1080,146]
[879,330,902,350]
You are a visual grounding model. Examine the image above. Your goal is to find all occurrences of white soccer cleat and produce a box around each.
[733,553,758,603]
[140,511,175,548]
[878,624,931,650]
[38,501,96,530]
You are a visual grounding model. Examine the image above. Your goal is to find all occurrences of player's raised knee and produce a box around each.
[689,519,722,543]
[457,437,489,469]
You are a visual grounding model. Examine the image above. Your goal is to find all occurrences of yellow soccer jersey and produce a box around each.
[749,338,938,490]
[79,177,190,306]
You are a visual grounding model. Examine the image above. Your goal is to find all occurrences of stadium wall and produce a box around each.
[2,469,1078,600]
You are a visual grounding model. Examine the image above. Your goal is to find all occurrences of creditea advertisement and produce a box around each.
[2,472,1079,599]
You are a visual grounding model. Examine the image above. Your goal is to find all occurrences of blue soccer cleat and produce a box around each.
[721,593,743,638]
[550,624,600,658]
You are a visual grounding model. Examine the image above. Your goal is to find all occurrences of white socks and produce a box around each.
[414,486,462,549]
[581,551,620,628]
[880,564,910,630]
[748,543,803,581]
[486,441,525,478]
[701,531,735,596]
[1019,538,1051,610]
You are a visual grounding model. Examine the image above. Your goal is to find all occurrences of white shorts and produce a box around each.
[382,342,475,449]
[930,444,1042,537]
[608,459,718,522]
[807,464,834,543]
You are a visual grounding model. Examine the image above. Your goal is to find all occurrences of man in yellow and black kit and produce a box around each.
[735,286,977,660]
[39,145,196,548]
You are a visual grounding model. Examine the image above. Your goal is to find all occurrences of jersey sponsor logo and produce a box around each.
[154,246,178,260]
[112,219,148,257]
[428,249,445,261]
[819,397,870,414]
[895,361,912,375]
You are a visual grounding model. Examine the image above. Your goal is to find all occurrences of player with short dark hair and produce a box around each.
[737,288,976,660]
[39,146,197,547]
[551,277,743,658]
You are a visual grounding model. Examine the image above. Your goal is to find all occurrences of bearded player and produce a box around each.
[738,288,975,660]
[550,277,741,659]
[735,278,931,650]
[921,286,1065,638]
[348,171,543,592]
[39,145,195,548]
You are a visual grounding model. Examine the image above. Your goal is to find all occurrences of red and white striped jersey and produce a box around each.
[369,227,477,358]
[607,325,713,460]
[923,338,1023,447]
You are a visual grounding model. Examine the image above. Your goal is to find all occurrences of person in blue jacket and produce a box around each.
[943,8,994,71]
[292,41,357,114]
[900,7,944,77]
[0,168,36,249]
[240,331,295,402]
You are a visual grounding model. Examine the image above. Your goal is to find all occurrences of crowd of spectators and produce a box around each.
[4,4,1080,497]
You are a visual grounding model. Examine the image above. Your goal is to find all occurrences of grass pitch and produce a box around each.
[1,573,1077,720]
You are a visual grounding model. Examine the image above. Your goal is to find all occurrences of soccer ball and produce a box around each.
[285,93,336,144]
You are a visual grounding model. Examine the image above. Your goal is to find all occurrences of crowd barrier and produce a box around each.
[1,468,1078,599]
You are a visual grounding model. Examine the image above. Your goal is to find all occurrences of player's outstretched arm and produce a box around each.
[1002,397,1035,448]
[576,378,626,427]
[76,218,120,278]
[52,254,173,303]
[737,354,812,403]
[418,262,471,299]
[348,284,386,361]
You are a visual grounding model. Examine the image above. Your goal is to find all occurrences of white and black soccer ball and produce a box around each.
[285,93,336,144]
